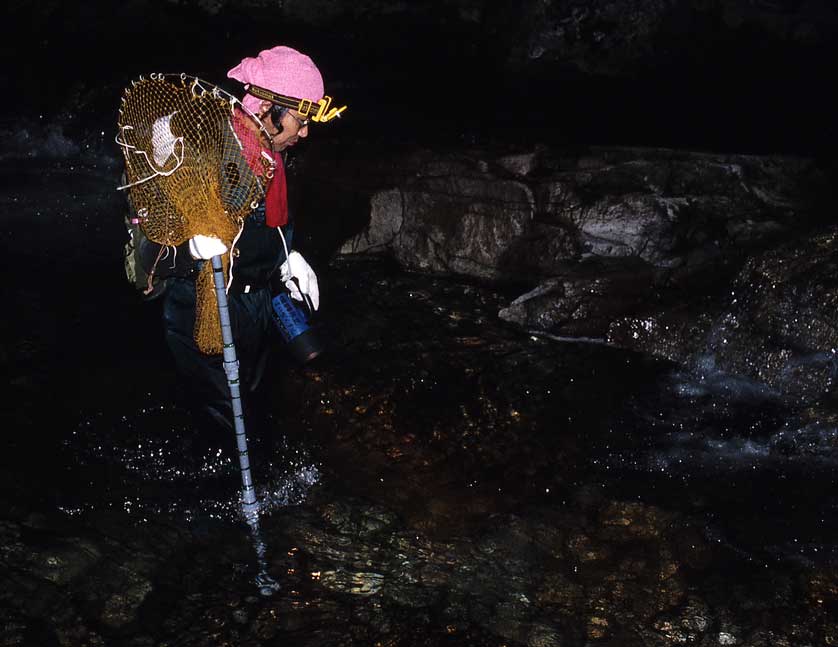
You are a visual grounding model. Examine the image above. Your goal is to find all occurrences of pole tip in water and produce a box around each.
[255,572,281,597]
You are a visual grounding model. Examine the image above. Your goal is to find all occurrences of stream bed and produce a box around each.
[1,157,837,646]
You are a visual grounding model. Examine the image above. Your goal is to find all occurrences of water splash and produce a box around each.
[62,401,322,524]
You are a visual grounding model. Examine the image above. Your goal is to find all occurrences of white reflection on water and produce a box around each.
[62,401,321,523]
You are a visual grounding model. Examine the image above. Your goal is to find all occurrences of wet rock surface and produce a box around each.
[611,225,838,402]
[342,146,824,277]
[338,144,827,345]
[3,458,837,645]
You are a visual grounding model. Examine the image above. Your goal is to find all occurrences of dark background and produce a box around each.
[2,0,838,157]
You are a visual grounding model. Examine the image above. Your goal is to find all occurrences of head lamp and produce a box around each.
[244,83,347,123]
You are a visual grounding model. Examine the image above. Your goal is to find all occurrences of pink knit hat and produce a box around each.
[227,46,325,115]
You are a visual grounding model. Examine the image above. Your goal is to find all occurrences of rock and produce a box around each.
[501,221,580,276]
[565,533,611,563]
[599,501,671,538]
[537,148,821,267]
[318,499,399,537]
[339,145,824,349]
[498,257,656,337]
[612,226,838,400]
[343,146,822,279]
[508,0,837,76]
[527,623,565,646]
[607,304,714,365]
[652,595,713,644]
[384,581,441,608]
[339,189,404,255]
[341,157,536,280]
[571,193,682,265]
[100,572,153,630]
[496,150,542,178]
[320,569,385,596]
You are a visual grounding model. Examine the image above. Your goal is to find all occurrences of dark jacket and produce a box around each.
[138,203,292,293]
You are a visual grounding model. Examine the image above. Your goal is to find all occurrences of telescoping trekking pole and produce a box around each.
[116,73,285,596]
[210,254,280,596]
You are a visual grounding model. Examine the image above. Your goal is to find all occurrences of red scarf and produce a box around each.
[231,109,288,227]
[265,150,288,227]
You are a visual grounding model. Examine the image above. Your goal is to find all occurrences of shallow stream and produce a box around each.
[1,150,837,646]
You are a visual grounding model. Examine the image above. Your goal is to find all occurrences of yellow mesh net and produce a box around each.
[117,74,272,354]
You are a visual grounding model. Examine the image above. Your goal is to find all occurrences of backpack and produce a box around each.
[123,215,168,300]
[121,170,168,300]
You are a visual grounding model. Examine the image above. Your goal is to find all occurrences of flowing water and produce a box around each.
[2,124,837,645]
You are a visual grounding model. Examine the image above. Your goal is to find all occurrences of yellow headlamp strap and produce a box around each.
[244,83,347,123]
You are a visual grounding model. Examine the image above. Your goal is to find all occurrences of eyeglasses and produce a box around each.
[269,104,309,132]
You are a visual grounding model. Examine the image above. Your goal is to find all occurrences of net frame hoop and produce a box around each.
[115,72,277,294]
[116,72,275,191]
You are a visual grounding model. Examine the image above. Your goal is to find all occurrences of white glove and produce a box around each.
[280,251,320,311]
[188,235,228,260]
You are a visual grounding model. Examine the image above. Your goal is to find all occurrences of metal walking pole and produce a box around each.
[210,254,280,596]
